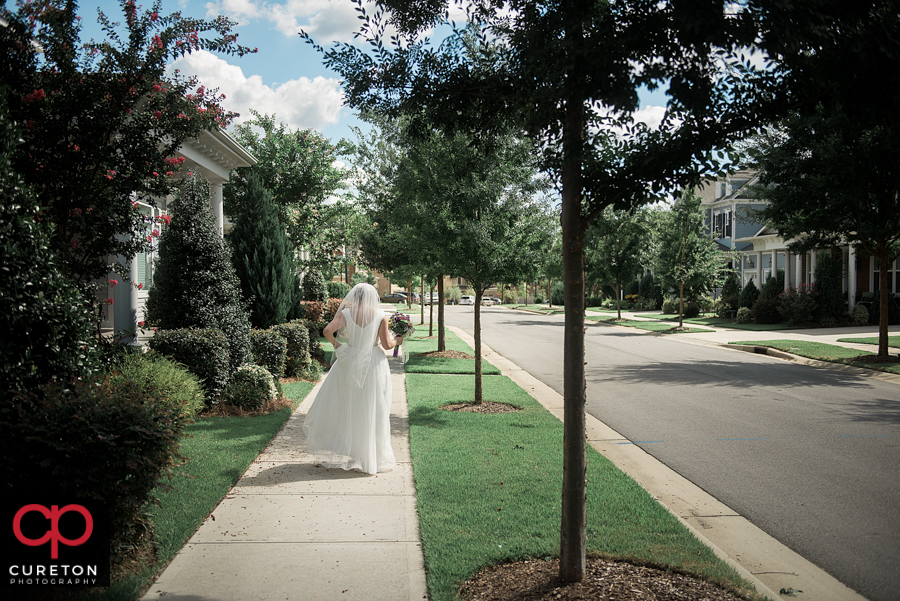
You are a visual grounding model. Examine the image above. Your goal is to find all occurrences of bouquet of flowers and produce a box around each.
[388,312,415,357]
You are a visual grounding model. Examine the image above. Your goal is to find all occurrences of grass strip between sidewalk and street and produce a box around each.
[837,336,900,348]
[403,327,501,375]
[641,314,798,331]
[404,369,765,601]
[730,340,900,374]
[93,382,315,601]
[586,316,711,334]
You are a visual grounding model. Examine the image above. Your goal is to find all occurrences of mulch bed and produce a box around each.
[848,354,900,364]
[460,557,749,601]
[442,401,520,414]
[415,350,477,359]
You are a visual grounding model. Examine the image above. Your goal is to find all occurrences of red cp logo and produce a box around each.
[13,504,93,559]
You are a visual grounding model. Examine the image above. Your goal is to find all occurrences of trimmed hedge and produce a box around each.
[271,321,311,377]
[149,328,231,402]
[753,297,782,324]
[223,365,277,410]
[302,269,327,302]
[108,351,206,425]
[1,377,181,554]
[736,306,752,324]
[251,329,287,380]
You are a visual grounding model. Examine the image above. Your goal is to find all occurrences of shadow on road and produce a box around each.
[827,398,900,425]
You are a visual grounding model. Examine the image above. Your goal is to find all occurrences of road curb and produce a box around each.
[447,324,867,601]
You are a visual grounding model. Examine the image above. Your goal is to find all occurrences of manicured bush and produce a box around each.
[251,329,287,380]
[323,297,343,325]
[0,110,99,396]
[145,175,252,372]
[662,297,679,314]
[683,303,701,319]
[738,279,760,309]
[551,281,565,306]
[228,172,296,328]
[327,281,351,299]
[753,297,782,324]
[223,365,277,410]
[534,295,544,304]
[777,284,818,325]
[1,377,180,554]
[294,300,325,325]
[851,303,870,326]
[869,293,900,326]
[698,295,715,314]
[149,328,231,402]
[814,253,845,322]
[760,269,785,300]
[302,269,328,302]
[108,351,205,424]
[271,321,311,377]
[736,306,752,324]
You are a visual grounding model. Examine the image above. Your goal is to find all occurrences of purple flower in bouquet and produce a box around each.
[388,312,415,356]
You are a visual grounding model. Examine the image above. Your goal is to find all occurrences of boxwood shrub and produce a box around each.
[149,328,230,402]
[251,329,287,379]
[683,303,701,319]
[108,351,206,424]
[223,365,277,410]
[271,321,310,377]
[1,377,180,556]
[736,306,752,324]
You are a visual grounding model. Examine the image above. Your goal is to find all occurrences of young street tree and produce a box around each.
[745,106,900,357]
[653,192,723,328]
[586,208,647,320]
[1,0,255,295]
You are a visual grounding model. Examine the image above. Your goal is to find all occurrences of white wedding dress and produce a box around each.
[303,308,396,474]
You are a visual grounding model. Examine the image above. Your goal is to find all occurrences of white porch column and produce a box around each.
[796,253,803,286]
[809,251,817,284]
[127,252,140,345]
[784,251,792,290]
[210,181,224,236]
[848,246,857,311]
[757,251,763,285]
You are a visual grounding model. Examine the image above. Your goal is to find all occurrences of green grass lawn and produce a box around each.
[404,373,764,601]
[837,336,900,348]
[93,382,315,601]
[586,316,711,334]
[641,314,798,331]
[729,340,900,374]
[403,327,501,375]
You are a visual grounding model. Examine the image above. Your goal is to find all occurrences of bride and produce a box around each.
[303,282,402,474]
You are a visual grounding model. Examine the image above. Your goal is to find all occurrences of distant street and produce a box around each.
[443,305,900,601]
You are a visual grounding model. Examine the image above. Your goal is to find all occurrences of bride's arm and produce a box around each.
[323,312,345,349]
[378,316,401,349]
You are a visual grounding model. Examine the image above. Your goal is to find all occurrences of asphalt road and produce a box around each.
[443,305,900,601]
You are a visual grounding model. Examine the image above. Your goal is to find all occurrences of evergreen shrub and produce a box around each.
[1,377,180,554]
[108,351,205,424]
[753,297,782,324]
[662,297,679,314]
[851,303,869,326]
[736,307,752,324]
[814,253,845,321]
[683,303,701,319]
[739,279,760,309]
[760,269,785,300]
[869,293,900,326]
[223,365,277,410]
[294,300,325,325]
[324,297,343,325]
[777,285,818,325]
[145,175,252,372]
[551,281,565,306]
[303,269,327,302]
[271,321,311,377]
[149,328,231,402]
[327,281,351,299]
[251,329,287,380]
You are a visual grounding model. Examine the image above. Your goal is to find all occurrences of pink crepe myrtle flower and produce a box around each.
[22,88,46,103]
[108,279,118,287]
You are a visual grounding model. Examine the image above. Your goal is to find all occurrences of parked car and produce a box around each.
[459,295,475,305]
[422,293,441,305]
[486,297,501,305]
[380,293,407,303]
[481,296,494,306]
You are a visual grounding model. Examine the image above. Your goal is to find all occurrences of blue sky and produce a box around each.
[18,0,670,153]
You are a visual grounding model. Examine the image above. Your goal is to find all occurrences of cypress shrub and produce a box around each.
[303,269,327,302]
[145,175,252,372]
[551,281,565,306]
[814,252,845,321]
[761,269,785,300]
[228,172,296,328]
[738,278,760,309]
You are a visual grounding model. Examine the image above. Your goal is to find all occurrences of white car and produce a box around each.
[459,295,475,305]
[481,297,494,306]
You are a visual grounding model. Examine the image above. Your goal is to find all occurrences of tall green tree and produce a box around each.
[653,192,722,328]
[586,208,646,320]
[746,105,900,357]
[0,0,254,295]
[227,111,356,275]
[146,175,252,373]
[227,172,296,328]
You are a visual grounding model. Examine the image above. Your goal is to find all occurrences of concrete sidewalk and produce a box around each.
[142,352,427,601]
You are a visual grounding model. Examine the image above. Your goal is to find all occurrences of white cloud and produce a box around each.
[170,50,344,131]
[634,105,666,130]
[205,0,262,22]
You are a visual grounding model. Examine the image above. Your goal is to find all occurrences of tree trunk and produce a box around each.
[616,282,621,320]
[559,2,587,576]
[420,274,425,325]
[407,276,413,309]
[429,283,435,337]
[878,252,890,357]
[474,288,483,404]
[438,276,446,352]
[548,278,553,308]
